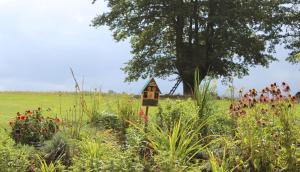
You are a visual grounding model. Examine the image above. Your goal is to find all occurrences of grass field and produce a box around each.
[0,92,121,127]
[1,92,299,128]
[0,92,167,127]
[0,91,299,171]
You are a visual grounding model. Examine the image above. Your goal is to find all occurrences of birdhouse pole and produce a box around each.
[144,106,149,132]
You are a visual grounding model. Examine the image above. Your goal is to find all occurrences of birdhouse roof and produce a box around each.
[141,78,161,94]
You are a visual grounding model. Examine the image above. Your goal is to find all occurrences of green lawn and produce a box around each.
[0,92,126,127]
[0,92,299,128]
[0,92,155,128]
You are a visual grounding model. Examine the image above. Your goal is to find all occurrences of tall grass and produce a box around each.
[143,117,219,171]
[37,155,64,172]
[194,68,215,136]
[62,68,87,139]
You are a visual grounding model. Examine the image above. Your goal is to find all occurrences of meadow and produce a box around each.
[0,83,299,171]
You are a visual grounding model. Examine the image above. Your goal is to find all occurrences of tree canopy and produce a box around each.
[93,0,300,94]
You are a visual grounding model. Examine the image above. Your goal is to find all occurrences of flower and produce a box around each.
[54,118,61,123]
[291,96,297,103]
[138,108,148,122]
[139,108,145,117]
[20,115,27,120]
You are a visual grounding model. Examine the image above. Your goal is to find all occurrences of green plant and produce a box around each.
[70,139,144,171]
[37,155,64,172]
[0,129,33,171]
[10,109,61,145]
[89,89,102,122]
[39,132,71,167]
[117,95,140,148]
[117,94,139,127]
[209,151,227,172]
[229,82,300,171]
[145,117,218,171]
[156,99,197,132]
[63,68,89,139]
[194,68,216,136]
[90,111,122,131]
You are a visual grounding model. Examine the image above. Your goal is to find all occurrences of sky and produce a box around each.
[0,0,299,96]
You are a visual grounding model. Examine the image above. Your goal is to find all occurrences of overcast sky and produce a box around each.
[0,0,299,95]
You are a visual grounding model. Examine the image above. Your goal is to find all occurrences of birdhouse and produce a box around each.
[141,78,161,106]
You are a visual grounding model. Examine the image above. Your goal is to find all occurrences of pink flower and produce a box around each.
[138,108,148,122]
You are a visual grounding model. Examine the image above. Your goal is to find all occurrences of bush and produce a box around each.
[39,132,71,167]
[0,129,34,171]
[117,95,139,128]
[70,139,144,171]
[156,99,197,132]
[145,117,218,171]
[10,109,61,146]
[228,82,300,171]
[90,111,122,131]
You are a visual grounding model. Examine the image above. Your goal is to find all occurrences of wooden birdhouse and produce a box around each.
[141,78,161,106]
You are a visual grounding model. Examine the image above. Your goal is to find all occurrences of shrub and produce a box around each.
[36,155,65,172]
[39,133,71,167]
[117,94,139,128]
[10,109,61,146]
[70,139,144,171]
[194,69,217,136]
[90,111,122,131]
[145,117,218,171]
[228,82,300,171]
[0,129,34,171]
[156,99,197,132]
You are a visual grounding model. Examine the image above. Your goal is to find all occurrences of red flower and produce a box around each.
[138,108,148,122]
[143,114,149,122]
[139,108,145,117]
[20,115,27,120]
[54,118,61,123]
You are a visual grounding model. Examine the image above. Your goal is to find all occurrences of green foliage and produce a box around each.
[10,109,60,146]
[39,132,71,167]
[146,117,218,171]
[36,155,64,172]
[126,127,145,151]
[228,83,300,171]
[0,91,300,171]
[117,94,139,128]
[70,139,144,171]
[194,69,217,136]
[156,99,197,132]
[93,0,299,93]
[194,69,215,119]
[0,129,33,172]
[208,151,227,172]
[91,111,122,131]
[63,92,86,139]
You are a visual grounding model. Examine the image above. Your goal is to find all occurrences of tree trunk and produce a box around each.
[181,67,206,96]
[182,71,195,96]
[176,44,207,96]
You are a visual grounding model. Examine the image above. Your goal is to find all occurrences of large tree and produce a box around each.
[286,6,300,64]
[93,0,299,95]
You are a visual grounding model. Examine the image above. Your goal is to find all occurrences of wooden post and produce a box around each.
[144,106,149,132]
